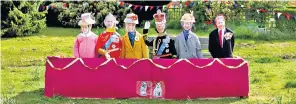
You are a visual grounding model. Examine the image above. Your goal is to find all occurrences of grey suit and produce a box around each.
[175,31,203,59]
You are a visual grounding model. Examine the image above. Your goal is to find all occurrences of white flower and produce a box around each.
[112,44,116,49]
[135,36,139,41]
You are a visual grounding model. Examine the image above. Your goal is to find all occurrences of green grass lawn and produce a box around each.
[1,27,296,103]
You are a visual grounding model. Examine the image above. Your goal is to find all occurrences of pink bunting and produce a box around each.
[185,1,190,7]
[185,1,194,8]
[149,6,154,11]
[284,13,291,20]
[259,8,268,13]
[133,5,139,10]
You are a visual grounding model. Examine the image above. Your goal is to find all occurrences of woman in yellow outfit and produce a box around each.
[120,13,148,59]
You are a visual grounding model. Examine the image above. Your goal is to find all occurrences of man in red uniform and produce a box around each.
[95,13,122,58]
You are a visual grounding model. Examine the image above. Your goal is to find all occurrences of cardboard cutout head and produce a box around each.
[124,13,138,32]
[104,13,118,28]
[182,22,193,30]
[153,9,166,33]
[215,14,226,30]
[125,23,136,32]
[156,24,165,33]
[180,11,195,30]
[78,13,95,34]
[80,25,89,34]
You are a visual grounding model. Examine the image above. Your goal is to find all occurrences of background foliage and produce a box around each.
[1,1,47,37]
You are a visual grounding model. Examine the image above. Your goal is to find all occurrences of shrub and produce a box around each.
[1,1,47,37]
[46,1,130,28]
[167,19,181,29]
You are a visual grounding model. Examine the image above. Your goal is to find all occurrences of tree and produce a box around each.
[1,1,46,37]
[46,1,130,28]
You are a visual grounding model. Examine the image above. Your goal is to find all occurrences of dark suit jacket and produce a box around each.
[208,28,235,58]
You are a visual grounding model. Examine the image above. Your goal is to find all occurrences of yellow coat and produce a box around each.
[120,32,148,59]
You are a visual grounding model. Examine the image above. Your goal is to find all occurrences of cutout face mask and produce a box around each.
[215,16,225,30]
[81,25,89,34]
[125,23,136,32]
[156,24,165,33]
[182,22,193,30]
[104,20,115,28]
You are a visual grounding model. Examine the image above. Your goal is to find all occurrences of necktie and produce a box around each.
[128,32,135,47]
[183,30,189,41]
[219,30,223,48]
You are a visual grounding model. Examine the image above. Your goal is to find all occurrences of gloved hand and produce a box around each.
[105,53,111,59]
[143,21,150,34]
[225,32,233,40]
[144,21,151,29]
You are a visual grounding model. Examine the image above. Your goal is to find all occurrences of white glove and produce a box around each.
[225,32,233,40]
[144,21,151,29]
[105,53,111,59]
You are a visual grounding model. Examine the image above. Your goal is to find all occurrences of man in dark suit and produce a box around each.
[208,14,235,58]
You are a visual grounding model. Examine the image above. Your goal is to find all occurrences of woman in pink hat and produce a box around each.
[73,13,98,58]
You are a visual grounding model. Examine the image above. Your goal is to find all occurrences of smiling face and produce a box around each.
[215,15,226,30]
[125,23,136,32]
[104,20,115,28]
[80,25,89,33]
[182,22,193,30]
[156,24,165,33]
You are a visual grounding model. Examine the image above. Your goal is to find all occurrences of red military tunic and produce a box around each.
[95,31,122,58]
